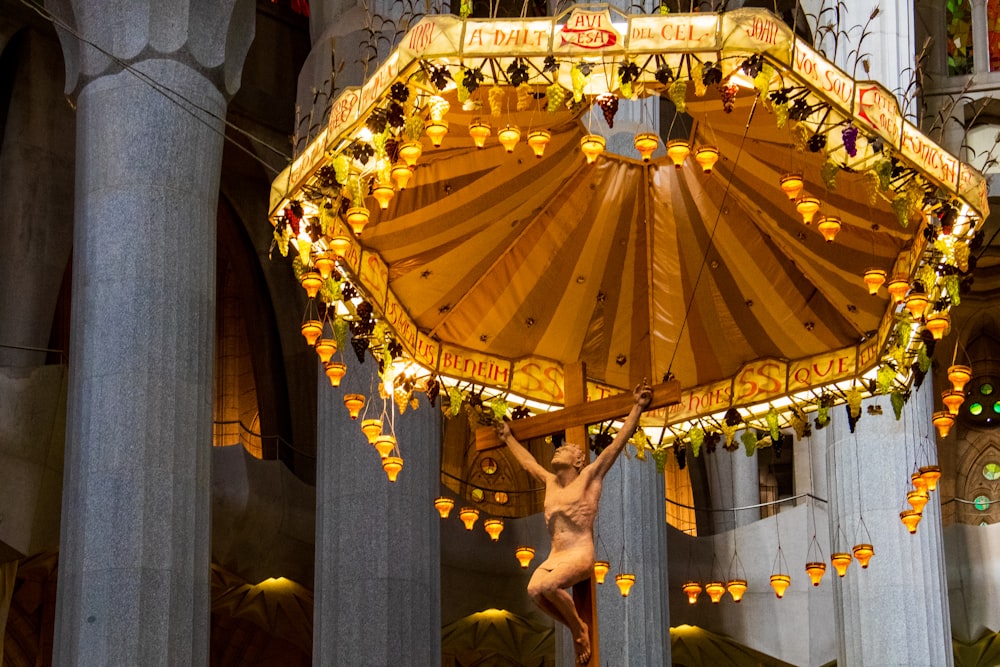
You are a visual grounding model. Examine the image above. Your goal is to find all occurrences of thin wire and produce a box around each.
[663,491,827,513]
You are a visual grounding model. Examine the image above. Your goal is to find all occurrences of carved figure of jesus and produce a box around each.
[495,382,652,665]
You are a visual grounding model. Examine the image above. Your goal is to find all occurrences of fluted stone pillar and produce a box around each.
[972,0,991,73]
[705,444,760,531]
[825,385,952,666]
[314,357,441,665]
[47,2,253,664]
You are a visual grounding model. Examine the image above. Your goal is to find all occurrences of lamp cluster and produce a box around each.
[900,465,942,535]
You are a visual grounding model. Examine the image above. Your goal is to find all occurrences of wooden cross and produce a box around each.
[475,363,681,666]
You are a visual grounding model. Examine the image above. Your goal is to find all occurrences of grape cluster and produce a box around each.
[516,84,532,111]
[841,125,859,157]
[720,84,738,113]
[668,79,687,113]
[546,83,567,112]
[597,93,619,128]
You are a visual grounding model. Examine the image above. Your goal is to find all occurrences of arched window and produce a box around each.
[948,0,974,75]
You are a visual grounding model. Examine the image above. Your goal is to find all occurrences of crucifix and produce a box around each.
[480,363,680,666]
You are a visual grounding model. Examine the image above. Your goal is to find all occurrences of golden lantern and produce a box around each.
[634,132,660,162]
[497,125,521,153]
[863,268,887,296]
[780,173,804,200]
[900,509,921,534]
[616,573,636,597]
[328,235,352,259]
[484,518,504,542]
[314,338,337,363]
[932,410,955,438]
[682,581,702,604]
[371,181,395,210]
[374,434,396,459]
[817,216,842,242]
[580,134,606,164]
[886,275,910,304]
[300,271,323,299]
[459,507,480,530]
[346,206,370,236]
[695,145,719,173]
[666,139,690,168]
[805,562,826,587]
[831,552,852,577]
[391,162,413,190]
[593,560,610,584]
[434,497,454,519]
[919,465,942,491]
[343,394,365,419]
[907,490,930,514]
[705,581,726,604]
[769,573,791,599]
[398,140,423,166]
[324,360,346,387]
[314,252,335,279]
[925,312,950,340]
[904,290,930,319]
[726,579,748,603]
[301,319,323,346]
[382,455,403,482]
[948,365,973,393]
[852,544,874,569]
[942,389,965,415]
[425,119,449,147]
[515,546,535,568]
[912,472,928,494]
[795,196,820,225]
[469,120,491,148]
[360,418,382,444]
[527,130,551,158]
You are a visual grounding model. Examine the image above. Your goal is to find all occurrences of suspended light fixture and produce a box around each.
[346,207,370,236]
[831,552,852,577]
[900,509,921,534]
[484,518,504,542]
[300,271,323,299]
[315,338,337,363]
[398,140,422,166]
[371,181,395,210]
[682,581,702,604]
[919,465,942,491]
[616,573,636,597]
[391,162,413,190]
[817,216,842,242]
[593,560,610,584]
[932,410,955,438]
[328,235,352,259]
[383,455,403,482]
[907,489,930,514]
[863,268,887,296]
[425,119,449,147]
[925,312,951,340]
[666,139,690,168]
[323,360,346,387]
[634,132,660,162]
[314,252,335,279]
[948,365,973,393]
[469,120,491,148]
[301,319,323,346]
[497,125,521,153]
[886,275,910,304]
[580,134,606,164]
[795,196,820,225]
[374,434,396,459]
[911,471,928,494]
[459,507,480,530]
[705,581,726,604]
[726,578,748,603]
[360,418,382,443]
[343,394,365,419]
[852,543,874,569]
[695,145,719,173]
[434,496,454,519]
[942,389,965,415]
[515,546,535,568]
[904,289,930,319]
[769,574,791,599]
[778,174,804,202]
[527,130,551,158]
[805,562,826,587]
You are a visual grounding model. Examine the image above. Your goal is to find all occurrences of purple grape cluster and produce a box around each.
[842,125,859,157]
[597,93,619,128]
[720,84,738,113]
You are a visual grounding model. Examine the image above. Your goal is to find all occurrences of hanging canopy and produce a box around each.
[270,6,986,432]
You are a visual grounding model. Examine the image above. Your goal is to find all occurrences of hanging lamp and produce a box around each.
[371,181,395,210]
[484,518,504,542]
[695,145,719,173]
[615,573,636,597]
[904,289,930,319]
[374,434,396,459]
[805,562,826,586]
[795,196,820,225]
[343,394,365,419]
[361,417,382,443]
[666,139,690,168]
[932,410,955,437]
[390,162,413,190]
[769,574,791,599]
[948,365,973,392]
[300,271,323,299]
[886,275,910,304]
[382,455,403,482]
[831,552,852,577]
[314,252,335,279]
[852,543,874,569]
[817,216,842,242]
[726,579,748,603]
[580,134,605,163]
[315,337,337,363]
[900,509,921,534]
[911,471,928,494]
[323,360,346,387]
[593,560,610,584]
[469,120,491,148]
[780,173,804,200]
[919,465,942,491]
[682,581,702,604]
[346,206,370,236]
[862,268,887,296]
[398,140,422,166]
[942,389,965,415]
[705,581,726,604]
[434,497,454,519]
[515,546,535,568]
[527,130,551,158]
[925,312,951,340]
[301,319,323,346]
[328,235,352,259]
[459,507,479,530]
[425,119,449,147]
[497,125,521,153]
[634,132,659,162]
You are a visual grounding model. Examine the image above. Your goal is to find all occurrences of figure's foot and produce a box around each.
[574,623,591,664]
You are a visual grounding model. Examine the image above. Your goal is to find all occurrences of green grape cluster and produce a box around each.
[546,82,567,112]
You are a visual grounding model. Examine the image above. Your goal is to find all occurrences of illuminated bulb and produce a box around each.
[459,507,479,530]
[593,560,610,584]
[919,465,941,491]
[301,319,323,346]
[484,518,504,542]
[391,163,413,190]
[726,579,747,603]
[314,252,335,279]
[904,290,929,319]
[374,434,396,459]
[805,562,826,587]
[323,361,346,387]
[616,573,636,597]
[469,121,491,148]
[666,139,690,168]
[948,365,972,393]
[770,573,791,598]
[371,181,395,210]
[907,490,930,514]
[497,125,521,153]
[886,275,910,304]
[515,546,535,568]
[343,393,365,419]
[682,581,702,604]
[328,235,352,259]
[383,455,403,482]
[831,552,852,577]
[780,173,804,200]
[527,130,551,158]
[634,132,659,162]
[942,388,965,415]
[817,216,842,242]
[695,145,719,173]
[795,196,820,225]
[433,497,454,519]
[425,119,449,147]
[925,312,950,340]
[863,268,887,296]
[580,134,606,164]
[900,509,921,534]
[932,410,955,438]
[346,207,370,236]
[852,544,874,569]
[705,581,726,604]
[398,141,422,167]
[314,338,337,363]
[300,271,323,299]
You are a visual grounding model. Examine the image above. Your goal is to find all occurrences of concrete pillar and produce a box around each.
[971,0,991,73]
[914,0,948,77]
[705,444,760,532]
[47,2,254,664]
[825,385,952,667]
[592,456,671,666]
[313,357,442,665]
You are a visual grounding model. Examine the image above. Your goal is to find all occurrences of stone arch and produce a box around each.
[957,436,1000,524]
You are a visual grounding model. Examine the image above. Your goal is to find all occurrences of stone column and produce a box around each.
[971,0,991,73]
[47,2,254,664]
[313,357,442,665]
[593,455,671,666]
[705,444,760,532]
[824,385,952,667]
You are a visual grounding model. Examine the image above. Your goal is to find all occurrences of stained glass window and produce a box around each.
[984,463,1000,481]
[974,494,991,510]
[990,0,1000,70]
[948,0,975,75]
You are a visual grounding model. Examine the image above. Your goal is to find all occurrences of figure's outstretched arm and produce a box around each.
[496,421,551,484]
[588,381,653,480]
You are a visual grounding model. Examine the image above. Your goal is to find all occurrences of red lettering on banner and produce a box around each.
[735,361,784,402]
[559,10,618,49]
[745,16,777,44]
[415,337,438,367]
[823,70,851,104]
[795,49,819,82]
[856,85,900,138]
[329,91,358,129]
[407,21,434,52]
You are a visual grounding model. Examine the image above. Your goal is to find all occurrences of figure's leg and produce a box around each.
[528,568,591,664]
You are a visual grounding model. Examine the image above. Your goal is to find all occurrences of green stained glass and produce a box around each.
[981,383,994,396]
[974,495,991,511]
[970,402,984,416]
[984,463,1000,481]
